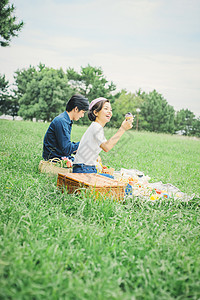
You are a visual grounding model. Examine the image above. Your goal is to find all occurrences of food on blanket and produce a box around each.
[155,188,162,194]
[162,192,169,199]
[128,177,138,184]
[125,112,133,121]
[102,165,115,176]
[150,194,159,201]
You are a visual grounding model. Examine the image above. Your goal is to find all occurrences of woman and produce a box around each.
[73,97,133,173]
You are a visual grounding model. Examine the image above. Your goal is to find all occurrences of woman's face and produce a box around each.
[95,101,112,125]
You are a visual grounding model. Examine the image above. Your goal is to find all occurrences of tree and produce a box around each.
[175,109,196,136]
[6,95,19,119]
[17,65,73,121]
[141,90,175,133]
[14,65,38,98]
[0,74,10,115]
[0,0,24,47]
[67,65,116,101]
[190,117,200,137]
[111,89,145,128]
[12,65,41,120]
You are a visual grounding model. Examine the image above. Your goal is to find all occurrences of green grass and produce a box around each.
[0,120,200,300]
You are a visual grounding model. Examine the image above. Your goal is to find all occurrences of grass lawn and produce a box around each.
[0,120,200,300]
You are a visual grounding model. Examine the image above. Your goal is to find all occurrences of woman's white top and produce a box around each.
[74,122,107,166]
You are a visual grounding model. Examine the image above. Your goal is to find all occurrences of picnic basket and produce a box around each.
[39,158,72,176]
[57,172,126,201]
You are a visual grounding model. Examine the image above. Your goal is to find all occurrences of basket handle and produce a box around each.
[48,157,63,167]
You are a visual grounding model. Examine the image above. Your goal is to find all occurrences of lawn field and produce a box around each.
[0,120,200,300]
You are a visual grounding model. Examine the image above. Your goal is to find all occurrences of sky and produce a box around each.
[1,0,200,116]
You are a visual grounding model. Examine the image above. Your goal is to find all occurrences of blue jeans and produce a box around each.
[73,164,114,179]
[73,164,97,174]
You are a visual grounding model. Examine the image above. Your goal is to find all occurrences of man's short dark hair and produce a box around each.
[66,94,89,112]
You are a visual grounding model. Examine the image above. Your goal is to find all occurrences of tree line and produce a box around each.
[0,1,199,136]
[0,63,200,137]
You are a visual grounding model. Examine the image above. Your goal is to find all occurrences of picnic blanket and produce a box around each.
[113,168,195,202]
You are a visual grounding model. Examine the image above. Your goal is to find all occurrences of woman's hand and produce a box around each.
[120,119,133,131]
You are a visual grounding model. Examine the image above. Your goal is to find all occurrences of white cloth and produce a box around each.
[74,122,107,165]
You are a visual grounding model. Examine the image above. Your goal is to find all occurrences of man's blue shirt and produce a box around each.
[43,111,79,160]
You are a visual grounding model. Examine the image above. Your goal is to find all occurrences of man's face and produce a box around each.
[73,108,86,121]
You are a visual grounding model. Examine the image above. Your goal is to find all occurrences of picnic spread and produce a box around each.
[112,168,195,202]
[95,158,195,202]
[39,157,195,202]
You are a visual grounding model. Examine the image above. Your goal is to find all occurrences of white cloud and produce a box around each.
[88,52,200,114]
[0,0,200,116]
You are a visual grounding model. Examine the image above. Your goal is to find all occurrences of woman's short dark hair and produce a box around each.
[88,99,110,121]
[66,94,89,112]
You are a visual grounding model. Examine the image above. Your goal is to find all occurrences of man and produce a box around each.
[43,94,89,160]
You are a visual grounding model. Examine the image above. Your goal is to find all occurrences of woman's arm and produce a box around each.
[100,119,133,152]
